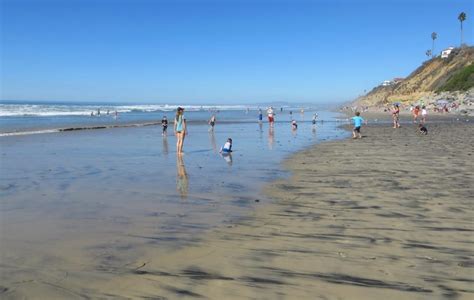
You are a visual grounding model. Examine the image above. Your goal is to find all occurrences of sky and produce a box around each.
[1,0,472,104]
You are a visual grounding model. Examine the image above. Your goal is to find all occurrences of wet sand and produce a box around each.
[2,120,473,299]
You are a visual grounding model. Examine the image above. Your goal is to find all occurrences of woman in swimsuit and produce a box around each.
[392,104,400,128]
[174,107,187,154]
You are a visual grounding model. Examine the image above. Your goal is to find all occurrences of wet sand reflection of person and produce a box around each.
[258,122,263,139]
[209,131,217,153]
[176,155,188,199]
[268,126,274,150]
[220,152,233,166]
[162,135,169,156]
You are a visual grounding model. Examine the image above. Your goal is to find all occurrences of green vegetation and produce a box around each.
[437,64,474,92]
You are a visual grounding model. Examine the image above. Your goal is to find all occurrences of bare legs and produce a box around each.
[176,132,185,154]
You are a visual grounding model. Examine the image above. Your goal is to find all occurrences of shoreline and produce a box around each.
[107,119,472,299]
[1,118,472,299]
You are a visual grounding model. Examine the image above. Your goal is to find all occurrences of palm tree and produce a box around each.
[458,12,467,46]
[431,32,437,57]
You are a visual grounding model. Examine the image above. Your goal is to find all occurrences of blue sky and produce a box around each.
[1,0,472,104]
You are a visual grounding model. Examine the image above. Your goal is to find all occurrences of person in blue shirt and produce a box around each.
[174,107,187,154]
[351,111,365,139]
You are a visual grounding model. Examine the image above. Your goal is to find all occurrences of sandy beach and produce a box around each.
[2,115,473,299]
[100,119,473,299]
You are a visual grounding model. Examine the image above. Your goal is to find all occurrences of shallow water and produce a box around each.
[0,110,348,297]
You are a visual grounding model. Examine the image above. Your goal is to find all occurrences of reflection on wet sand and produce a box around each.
[162,135,169,155]
[176,155,188,199]
[268,126,274,150]
[220,152,233,166]
[209,131,217,153]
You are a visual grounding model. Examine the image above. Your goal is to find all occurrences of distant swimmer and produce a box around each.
[91,111,94,116]
[161,115,168,136]
[301,108,304,114]
[97,108,101,116]
[209,114,216,131]
[220,138,233,153]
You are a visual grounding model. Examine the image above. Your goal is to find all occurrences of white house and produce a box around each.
[382,80,392,86]
[441,47,454,59]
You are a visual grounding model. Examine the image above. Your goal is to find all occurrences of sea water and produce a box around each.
[0,101,348,256]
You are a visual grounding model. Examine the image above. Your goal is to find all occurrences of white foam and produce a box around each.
[0,103,258,117]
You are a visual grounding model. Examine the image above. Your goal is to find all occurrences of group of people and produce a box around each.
[160,107,232,156]
[90,109,118,118]
[162,106,318,155]
[352,103,430,139]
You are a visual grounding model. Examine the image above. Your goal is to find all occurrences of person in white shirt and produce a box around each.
[267,107,275,127]
[421,106,428,124]
[220,138,232,153]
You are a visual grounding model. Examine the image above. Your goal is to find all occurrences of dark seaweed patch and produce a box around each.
[260,267,432,293]
[241,276,286,285]
[180,267,234,281]
[163,286,203,298]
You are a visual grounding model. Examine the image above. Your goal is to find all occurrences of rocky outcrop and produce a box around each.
[355,47,474,106]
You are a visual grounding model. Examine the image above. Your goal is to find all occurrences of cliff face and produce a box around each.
[356,47,474,105]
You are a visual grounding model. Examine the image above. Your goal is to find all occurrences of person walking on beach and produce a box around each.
[291,120,298,130]
[392,104,400,128]
[208,114,216,132]
[267,107,275,127]
[413,105,420,123]
[174,107,187,154]
[258,109,263,123]
[421,106,428,124]
[312,113,318,125]
[161,116,168,136]
[352,111,365,139]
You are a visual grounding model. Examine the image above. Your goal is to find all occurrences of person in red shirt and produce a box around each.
[413,105,420,123]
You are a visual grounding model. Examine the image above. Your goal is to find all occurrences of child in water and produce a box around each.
[209,115,216,131]
[291,120,298,130]
[161,116,168,136]
[312,113,318,125]
[220,138,233,153]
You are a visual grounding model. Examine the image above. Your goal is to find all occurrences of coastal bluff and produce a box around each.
[354,46,474,107]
